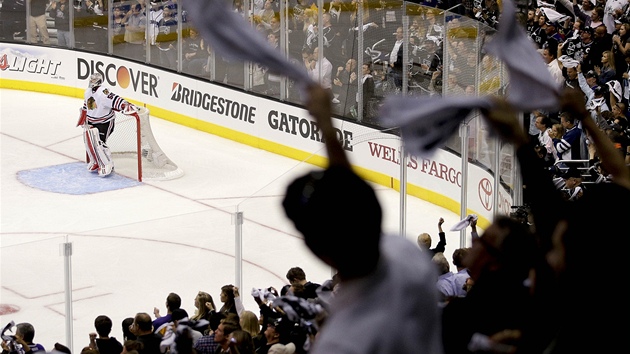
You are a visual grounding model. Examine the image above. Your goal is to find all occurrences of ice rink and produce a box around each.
[0,88,465,353]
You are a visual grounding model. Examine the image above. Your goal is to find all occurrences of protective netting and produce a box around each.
[107,107,184,181]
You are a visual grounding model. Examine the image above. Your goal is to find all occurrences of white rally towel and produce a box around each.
[380,95,494,158]
[450,214,478,231]
[537,0,556,8]
[606,80,622,101]
[484,0,562,111]
[186,0,313,88]
[539,7,571,24]
[558,55,580,68]
[379,0,561,158]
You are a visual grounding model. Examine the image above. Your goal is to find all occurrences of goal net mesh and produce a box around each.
[106,106,184,181]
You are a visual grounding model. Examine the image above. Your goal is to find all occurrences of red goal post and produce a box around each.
[107,106,184,181]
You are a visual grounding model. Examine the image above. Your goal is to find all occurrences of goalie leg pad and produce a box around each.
[98,147,114,177]
[84,127,114,176]
[84,128,98,172]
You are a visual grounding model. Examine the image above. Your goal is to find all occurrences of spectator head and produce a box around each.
[94,315,114,337]
[283,167,382,280]
[464,215,537,282]
[264,317,292,345]
[123,340,144,354]
[210,313,227,332]
[16,323,35,343]
[214,321,241,345]
[362,62,372,76]
[541,46,556,63]
[395,26,403,40]
[431,252,451,275]
[580,26,594,41]
[195,291,216,314]
[562,167,583,188]
[220,285,236,305]
[534,145,548,160]
[452,248,471,269]
[560,111,577,128]
[132,313,153,334]
[593,23,607,38]
[417,233,432,250]
[53,343,72,354]
[612,102,627,118]
[285,267,306,283]
[122,318,137,341]
[545,20,558,33]
[585,70,598,83]
[166,292,182,312]
[171,309,189,323]
[527,9,535,20]
[224,313,240,326]
[573,18,585,31]
[227,330,255,354]
[239,310,260,337]
[552,123,565,138]
[534,113,552,131]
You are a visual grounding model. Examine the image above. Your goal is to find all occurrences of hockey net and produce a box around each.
[106,106,184,181]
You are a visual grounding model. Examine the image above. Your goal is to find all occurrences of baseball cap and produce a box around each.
[268,317,293,338]
[585,70,598,78]
[581,26,594,35]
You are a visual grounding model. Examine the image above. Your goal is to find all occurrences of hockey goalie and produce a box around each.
[77,73,135,177]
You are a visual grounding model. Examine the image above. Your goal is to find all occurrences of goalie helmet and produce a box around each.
[88,73,103,88]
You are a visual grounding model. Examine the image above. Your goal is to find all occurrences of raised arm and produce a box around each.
[470,216,479,240]
[435,217,446,253]
[560,90,630,189]
[305,84,350,169]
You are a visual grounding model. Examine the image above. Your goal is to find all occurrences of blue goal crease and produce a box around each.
[17,162,143,195]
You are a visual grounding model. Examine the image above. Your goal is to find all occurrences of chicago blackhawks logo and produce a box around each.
[87,96,97,110]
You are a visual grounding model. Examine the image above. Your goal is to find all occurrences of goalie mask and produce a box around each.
[88,73,103,88]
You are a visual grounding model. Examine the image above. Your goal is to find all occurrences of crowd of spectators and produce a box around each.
[4,0,506,121]
[517,0,630,192]
[3,0,630,353]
